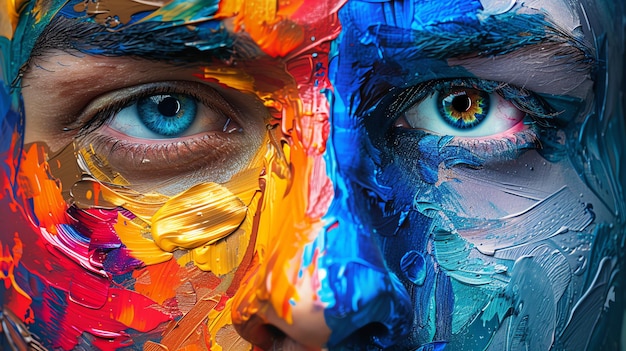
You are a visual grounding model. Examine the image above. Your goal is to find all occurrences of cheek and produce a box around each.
[374,147,587,272]
[10,141,265,348]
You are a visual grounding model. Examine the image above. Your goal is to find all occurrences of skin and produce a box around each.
[1,0,624,351]
[316,1,623,350]
[319,1,626,350]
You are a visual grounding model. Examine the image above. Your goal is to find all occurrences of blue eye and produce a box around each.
[106,89,233,140]
[137,94,197,136]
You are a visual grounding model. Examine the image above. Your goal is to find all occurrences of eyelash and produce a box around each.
[78,82,225,137]
[376,78,557,159]
[389,78,556,126]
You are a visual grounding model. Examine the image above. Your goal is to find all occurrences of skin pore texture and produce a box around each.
[0,0,625,350]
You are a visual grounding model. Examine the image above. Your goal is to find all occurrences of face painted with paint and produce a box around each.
[322,0,626,350]
[0,0,624,351]
[1,0,340,349]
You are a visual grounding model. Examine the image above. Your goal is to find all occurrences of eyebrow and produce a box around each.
[362,12,594,66]
[30,15,261,63]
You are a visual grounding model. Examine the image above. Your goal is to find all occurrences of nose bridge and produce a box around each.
[318,213,413,348]
[231,123,412,348]
[231,191,413,349]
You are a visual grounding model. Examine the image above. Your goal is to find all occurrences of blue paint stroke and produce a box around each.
[482,244,572,350]
[400,250,427,285]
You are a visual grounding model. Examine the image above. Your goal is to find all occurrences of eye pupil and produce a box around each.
[451,95,471,113]
[158,96,182,117]
[438,88,489,129]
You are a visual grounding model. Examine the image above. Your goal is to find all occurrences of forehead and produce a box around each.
[23,0,584,45]
[338,0,583,41]
[14,0,342,66]
[8,0,603,103]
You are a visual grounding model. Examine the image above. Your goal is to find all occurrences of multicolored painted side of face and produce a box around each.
[1,0,341,349]
[0,0,624,350]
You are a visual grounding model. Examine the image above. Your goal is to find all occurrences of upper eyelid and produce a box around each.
[74,81,240,136]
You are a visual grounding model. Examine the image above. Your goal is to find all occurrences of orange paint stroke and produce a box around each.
[216,0,305,57]
[133,258,183,305]
[18,144,68,234]
[72,178,168,221]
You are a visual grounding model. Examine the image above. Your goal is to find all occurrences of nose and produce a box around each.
[317,216,413,348]
[232,212,413,350]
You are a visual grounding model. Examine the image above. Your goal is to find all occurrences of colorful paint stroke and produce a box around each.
[1,0,340,349]
[0,0,625,350]
[321,0,626,349]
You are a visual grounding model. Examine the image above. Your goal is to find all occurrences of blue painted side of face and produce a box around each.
[322,0,626,349]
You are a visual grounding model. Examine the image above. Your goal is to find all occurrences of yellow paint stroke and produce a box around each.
[77,147,131,186]
[113,211,173,265]
[174,164,264,274]
[72,179,169,221]
[18,144,67,234]
[151,177,256,253]
[232,130,329,325]
[181,206,254,275]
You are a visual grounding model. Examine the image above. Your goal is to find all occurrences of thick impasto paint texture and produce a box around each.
[1,0,625,350]
[1,0,339,349]
[324,0,625,349]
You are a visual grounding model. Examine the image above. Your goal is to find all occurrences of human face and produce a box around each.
[1,0,340,349]
[319,0,626,349]
[1,1,625,351]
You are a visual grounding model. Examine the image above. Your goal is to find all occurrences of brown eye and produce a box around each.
[398,81,526,138]
[438,87,489,129]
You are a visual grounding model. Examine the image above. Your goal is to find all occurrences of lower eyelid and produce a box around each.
[389,119,540,164]
[446,125,540,160]
[76,127,261,187]
[100,122,237,145]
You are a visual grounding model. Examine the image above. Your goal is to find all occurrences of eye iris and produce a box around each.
[438,88,489,129]
[137,94,197,136]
